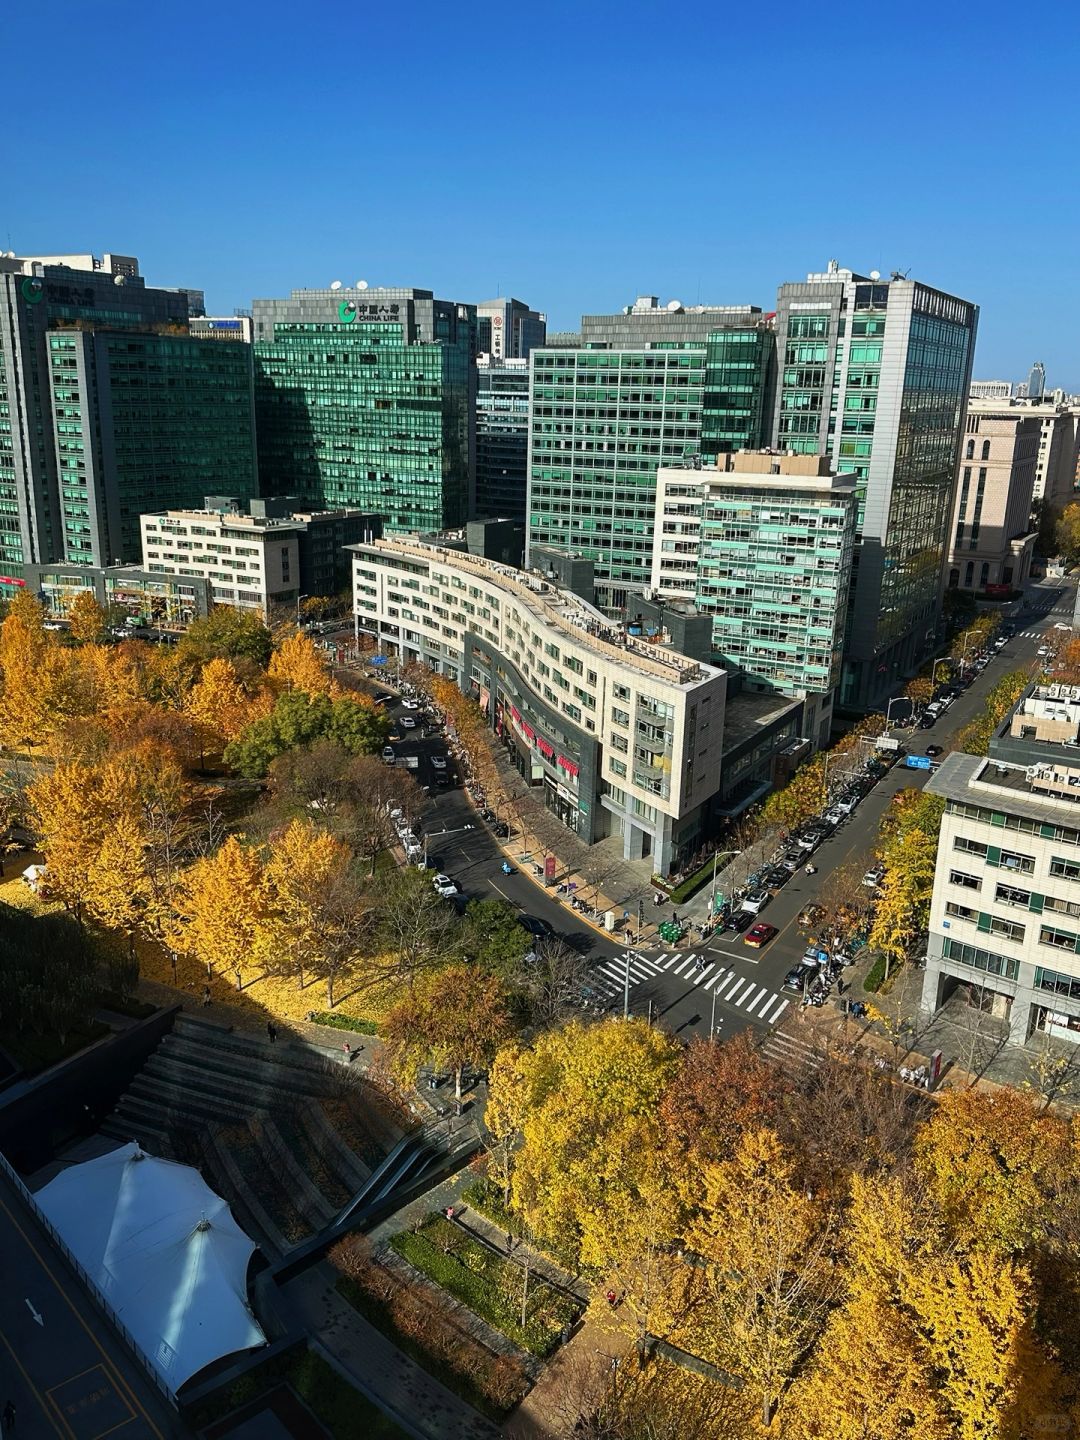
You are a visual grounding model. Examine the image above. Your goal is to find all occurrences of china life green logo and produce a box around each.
[338,300,358,323]
[21,278,43,304]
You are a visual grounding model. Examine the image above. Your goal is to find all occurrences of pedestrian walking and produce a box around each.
[201,985,211,1007]
[2,1399,15,1434]
[342,1042,353,1064]
[266,1021,277,1043]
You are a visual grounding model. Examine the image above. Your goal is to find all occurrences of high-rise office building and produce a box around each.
[771,262,978,710]
[651,452,858,745]
[252,287,475,536]
[476,298,546,359]
[475,356,529,520]
[527,297,774,611]
[0,252,255,583]
[1027,361,1046,401]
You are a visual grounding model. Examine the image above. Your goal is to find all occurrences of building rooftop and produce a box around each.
[720,690,804,750]
[350,537,719,689]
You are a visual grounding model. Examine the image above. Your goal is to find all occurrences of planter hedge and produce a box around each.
[308,1012,379,1036]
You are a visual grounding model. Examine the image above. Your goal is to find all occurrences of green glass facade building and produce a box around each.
[652,456,858,747]
[0,254,256,583]
[527,300,773,612]
[252,288,475,536]
[772,265,978,711]
[49,331,256,567]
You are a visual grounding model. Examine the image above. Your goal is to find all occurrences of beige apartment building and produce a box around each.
[947,401,1041,593]
[351,536,727,872]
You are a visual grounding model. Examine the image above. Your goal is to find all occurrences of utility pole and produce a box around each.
[623,945,632,1020]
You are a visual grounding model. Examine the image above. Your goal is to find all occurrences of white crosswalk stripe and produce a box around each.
[587,948,789,1026]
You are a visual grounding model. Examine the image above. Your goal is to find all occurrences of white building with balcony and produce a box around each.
[350,537,727,874]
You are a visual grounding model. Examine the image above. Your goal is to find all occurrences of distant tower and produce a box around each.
[1027,361,1046,400]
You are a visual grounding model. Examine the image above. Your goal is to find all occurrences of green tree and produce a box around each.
[328,695,391,755]
[459,898,531,976]
[178,606,273,669]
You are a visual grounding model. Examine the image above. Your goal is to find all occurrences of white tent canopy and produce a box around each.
[37,1141,265,1394]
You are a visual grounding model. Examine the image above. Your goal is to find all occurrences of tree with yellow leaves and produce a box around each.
[186,655,269,755]
[85,812,151,956]
[680,1128,841,1428]
[0,601,51,748]
[264,818,349,989]
[487,1019,681,1274]
[382,964,513,1100]
[29,761,121,920]
[66,591,108,643]
[172,835,268,988]
[268,629,338,697]
[868,824,938,971]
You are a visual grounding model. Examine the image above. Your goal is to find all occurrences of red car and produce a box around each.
[744,922,778,949]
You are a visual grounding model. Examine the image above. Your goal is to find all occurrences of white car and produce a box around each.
[431,756,448,772]
[1037,646,1052,658]
[1054,623,1071,632]
[432,873,458,898]
[401,715,417,729]
[402,699,421,710]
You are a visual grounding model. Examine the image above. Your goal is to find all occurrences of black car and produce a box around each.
[784,961,815,993]
[918,714,937,729]
[925,744,943,757]
[493,822,510,838]
[518,916,554,940]
[731,909,756,934]
[765,866,791,888]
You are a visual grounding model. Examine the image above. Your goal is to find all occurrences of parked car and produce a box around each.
[925,744,943,757]
[784,961,816,992]
[744,922,778,949]
[400,715,417,729]
[730,909,756,935]
[823,806,846,827]
[778,851,804,873]
[833,796,858,817]
[1037,646,1052,658]
[862,862,885,888]
[740,890,771,915]
[764,866,791,888]
[431,755,448,772]
[381,745,397,764]
[432,873,458,898]
[402,699,421,710]
[918,714,937,729]
[518,916,554,939]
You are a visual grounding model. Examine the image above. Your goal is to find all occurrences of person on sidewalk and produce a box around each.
[342,1042,353,1064]
[201,985,212,1007]
[266,1021,277,1043]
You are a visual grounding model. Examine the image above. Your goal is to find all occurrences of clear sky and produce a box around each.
[8,0,1080,387]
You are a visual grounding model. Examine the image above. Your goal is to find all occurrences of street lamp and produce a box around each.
[931,657,951,689]
[296,593,308,625]
[708,849,741,918]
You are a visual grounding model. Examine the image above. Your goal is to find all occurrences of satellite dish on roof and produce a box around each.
[357,279,369,290]
[667,299,682,311]
[113,274,126,285]
[330,280,343,291]
[869,270,881,280]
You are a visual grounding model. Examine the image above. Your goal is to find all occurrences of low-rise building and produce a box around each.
[142,499,382,616]
[350,537,727,872]
[651,452,857,747]
[924,682,1080,1046]
[23,561,212,627]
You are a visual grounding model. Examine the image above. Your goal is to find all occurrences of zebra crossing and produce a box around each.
[586,950,790,1028]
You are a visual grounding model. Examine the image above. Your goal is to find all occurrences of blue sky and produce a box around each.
[9,0,1080,386]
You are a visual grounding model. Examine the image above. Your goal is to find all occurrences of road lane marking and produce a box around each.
[0,1324,63,1435]
[0,1192,165,1440]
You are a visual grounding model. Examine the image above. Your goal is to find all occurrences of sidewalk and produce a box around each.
[283,1259,503,1440]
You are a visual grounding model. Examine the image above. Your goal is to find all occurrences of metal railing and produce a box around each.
[0,1146,179,1406]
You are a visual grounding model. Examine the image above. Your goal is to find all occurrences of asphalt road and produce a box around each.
[389,576,1077,1045]
[0,1168,186,1439]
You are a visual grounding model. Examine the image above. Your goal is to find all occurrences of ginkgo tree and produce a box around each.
[172,834,269,989]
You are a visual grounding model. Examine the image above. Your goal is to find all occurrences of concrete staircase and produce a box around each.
[100,1012,407,1257]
